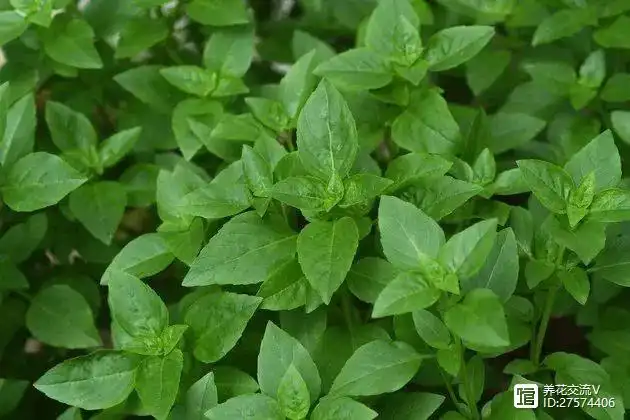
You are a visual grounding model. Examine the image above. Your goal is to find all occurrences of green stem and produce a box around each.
[531,285,559,367]
[439,368,467,417]
[340,289,355,333]
[458,341,480,420]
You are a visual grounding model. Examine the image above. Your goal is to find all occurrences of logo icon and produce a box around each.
[514,384,539,408]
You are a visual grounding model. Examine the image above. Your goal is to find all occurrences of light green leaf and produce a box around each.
[602,74,630,103]
[462,228,518,301]
[26,285,101,349]
[34,351,140,410]
[279,51,319,120]
[186,0,250,26]
[339,174,392,208]
[242,145,273,198]
[115,17,168,59]
[1,152,87,212]
[378,196,445,269]
[594,15,630,49]
[444,288,510,348]
[257,259,308,311]
[204,26,254,77]
[101,233,174,284]
[373,271,441,317]
[439,219,498,280]
[297,217,358,304]
[160,66,217,97]
[245,98,290,133]
[466,49,511,96]
[0,93,36,167]
[314,48,393,91]
[542,216,606,264]
[185,372,218,420]
[589,189,630,222]
[296,80,358,180]
[0,11,28,46]
[114,65,181,113]
[69,182,127,245]
[365,0,419,58]
[183,212,296,286]
[564,130,621,193]
[516,159,574,214]
[559,267,590,305]
[310,396,377,420]
[385,152,452,191]
[378,392,446,420]
[271,176,338,212]
[107,271,168,341]
[347,257,399,303]
[402,176,483,221]
[99,127,142,169]
[488,113,546,154]
[532,8,593,46]
[184,291,261,363]
[43,17,102,69]
[136,349,183,419]
[392,89,461,155]
[213,367,260,401]
[277,364,311,420]
[329,340,422,397]
[45,101,97,154]
[258,322,321,403]
[205,394,283,420]
[425,26,495,72]
[412,309,451,350]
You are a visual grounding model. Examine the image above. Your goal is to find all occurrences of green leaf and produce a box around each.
[160,66,218,97]
[187,0,250,26]
[45,101,97,154]
[26,285,101,349]
[439,219,498,280]
[444,288,510,349]
[98,127,141,169]
[213,367,260,401]
[346,257,399,303]
[602,74,630,103]
[136,349,183,419]
[594,15,630,49]
[0,257,28,291]
[258,322,321,403]
[242,145,274,197]
[0,93,36,167]
[466,49,511,96]
[1,152,88,212]
[310,396,377,420]
[257,259,308,311]
[516,159,574,214]
[391,89,461,155]
[425,26,495,72]
[204,26,254,77]
[184,291,261,363]
[559,267,590,305]
[43,17,102,69]
[297,80,358,180]
[378,392,446,420]
[589,189,630,222]
[107,271,168,339]
[114,65,181,113]
[488,112,546,154]
[542,216,606,264]
[412,309,452,350]
[458,355,485,405]
[183,212,296,286]
[279,51,319,120]
[564,130,621,193]
[365,0,419,59]
[34,351,140,410]
[0,379,28,417]
[69,182,127,245]
[314,48,393,91]
[385,152,452,191]
[205,394,283,420]
[0,212,47,263]
[185,372,218,420]
[297,217,359,304]
[329,340,422,397]
[115,17,168,59]
[339,174,392,207]
[245,98,290,133]
[401,176,483,220]
[271,176,338,212]
[0,11,28,46]
[373,271,442,317]
[101,233,174,284]
[532,8,593,46]
[277,364,311,420]
[378,196,445,269]
[462,228,519,301]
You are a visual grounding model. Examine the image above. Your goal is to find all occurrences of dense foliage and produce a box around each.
[2,0,630,419]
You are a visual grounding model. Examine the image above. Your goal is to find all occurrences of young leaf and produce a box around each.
[277,364,311,420]
[204,394,283,420]
[310,396,377,420]
[258,322,321,403]
[365,0,419,58]
[26,285,101,349]
[589,189,630,222]
[558,267,590,305]
[160,66,217,97]
[424,26,495,72]
[563,130,621,193]
[516,159,574,214]
[296,80,358,180]
[69,182,127,245]
[372,271,442,317]
[297,217,359,304]
[378,196,445,269]
[329,340,422,397]
[107,271,168,339]
[204,26,255,77]
[34,351,141,410]
[438,219,498,280]
[101,233,174,284]
[99,127,142,168]
[1,152,87,212]
[184,291,261,363]
[271,176,338,212]
[412,309,452,350]
[185,372,218,419]
[444,288,510,349]
[183,212,297,287]
[136,349,183,419]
